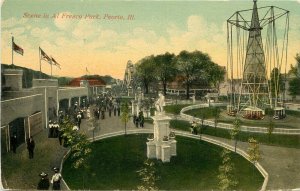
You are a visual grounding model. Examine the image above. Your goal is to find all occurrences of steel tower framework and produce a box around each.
[227,0,289,118]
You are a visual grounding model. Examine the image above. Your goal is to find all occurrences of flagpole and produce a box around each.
[11,36,14,66]
[50,57,53,78]
[39,47,42,79]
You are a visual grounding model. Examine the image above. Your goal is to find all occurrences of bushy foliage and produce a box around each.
[218,149,238,190]
[60,117,92,169]
[247,138,261,163]
[136,159,160,191]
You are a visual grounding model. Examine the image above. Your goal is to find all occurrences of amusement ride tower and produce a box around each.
[227,0,289,119]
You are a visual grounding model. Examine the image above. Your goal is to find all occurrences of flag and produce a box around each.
[40,47,51,63]
[12,41,24,56]
[51,57,61,69]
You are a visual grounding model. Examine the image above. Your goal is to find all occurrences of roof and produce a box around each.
[68,77,106,87]
[243,106,263,112]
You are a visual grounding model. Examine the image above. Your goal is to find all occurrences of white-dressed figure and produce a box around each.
[155,92,165,113]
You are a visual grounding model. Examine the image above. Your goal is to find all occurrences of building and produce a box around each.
[1,69,88,153]
[68,77,106,97]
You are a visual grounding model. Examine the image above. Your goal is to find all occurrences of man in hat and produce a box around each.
[37,172,50,190]
[51,167,62,190]
[27,136,35,159]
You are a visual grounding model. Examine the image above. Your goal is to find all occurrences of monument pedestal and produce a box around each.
[147,112,177,163]
[146,141,156,158]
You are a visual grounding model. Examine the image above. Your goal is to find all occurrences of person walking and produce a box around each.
[117,104,121,116]
[135,116,139,128]
[37,172,50,190]
[11,134,17,154]
[113,104,117,116]
[139,115,144,128]
[27,136,35,159]
[51,167,62,190]
[108,105,112,117]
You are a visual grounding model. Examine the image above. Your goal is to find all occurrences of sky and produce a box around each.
[1,0,300,79]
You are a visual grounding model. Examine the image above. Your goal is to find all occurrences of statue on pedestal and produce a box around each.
[155,92,165,113]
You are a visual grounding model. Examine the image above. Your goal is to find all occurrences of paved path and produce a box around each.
[66,109,300,190]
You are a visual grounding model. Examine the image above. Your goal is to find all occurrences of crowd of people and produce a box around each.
[93,95,121,119]
[9,93,156,190]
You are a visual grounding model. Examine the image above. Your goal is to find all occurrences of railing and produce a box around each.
[180,104,300,135]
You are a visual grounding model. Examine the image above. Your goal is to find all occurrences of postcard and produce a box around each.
[1,0,300,190]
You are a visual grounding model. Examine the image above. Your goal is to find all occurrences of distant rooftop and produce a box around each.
[68,77,106,87]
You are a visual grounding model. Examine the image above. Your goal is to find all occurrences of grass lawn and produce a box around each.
[62,134,263,190]
[164,104,191,115]
[170,120,300,149]
[185,108,300,129]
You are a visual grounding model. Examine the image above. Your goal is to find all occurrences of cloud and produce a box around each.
[72,19,100,39]
[30,27,51,38]
[1,17,28,29]
[53,12,77,30]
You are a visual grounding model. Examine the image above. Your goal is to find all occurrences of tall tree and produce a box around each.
[154,52,177,95]
[288,53,300,77]
[288,78,300,101]
[208,64,226,92]
[136,56,157,94]
[270,67,284,101]
[288,53,300,100]
[175,50,221,99]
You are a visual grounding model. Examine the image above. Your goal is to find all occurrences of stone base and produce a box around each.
[147,140,176,163]
[146,113,177,163]
[147,141,156,159]
[161,144,171,162]
[170,139,177,156]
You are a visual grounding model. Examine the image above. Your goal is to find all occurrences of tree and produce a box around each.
[267,119,274,143]
[121,101,130,135]
[154,52,177,95]
[288,53,300,100]
[136,56,157,94]
[136,159,159,191]
[288,53,300,77]
[288,78,300,101]
[175,50,224,99]
[60,117,92,169]
[218,149,238,190]
[208,63,226,92]
[212,107,221,130]
[230,117,241,152]
[247,138,261,164]
[270,67,284,103]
